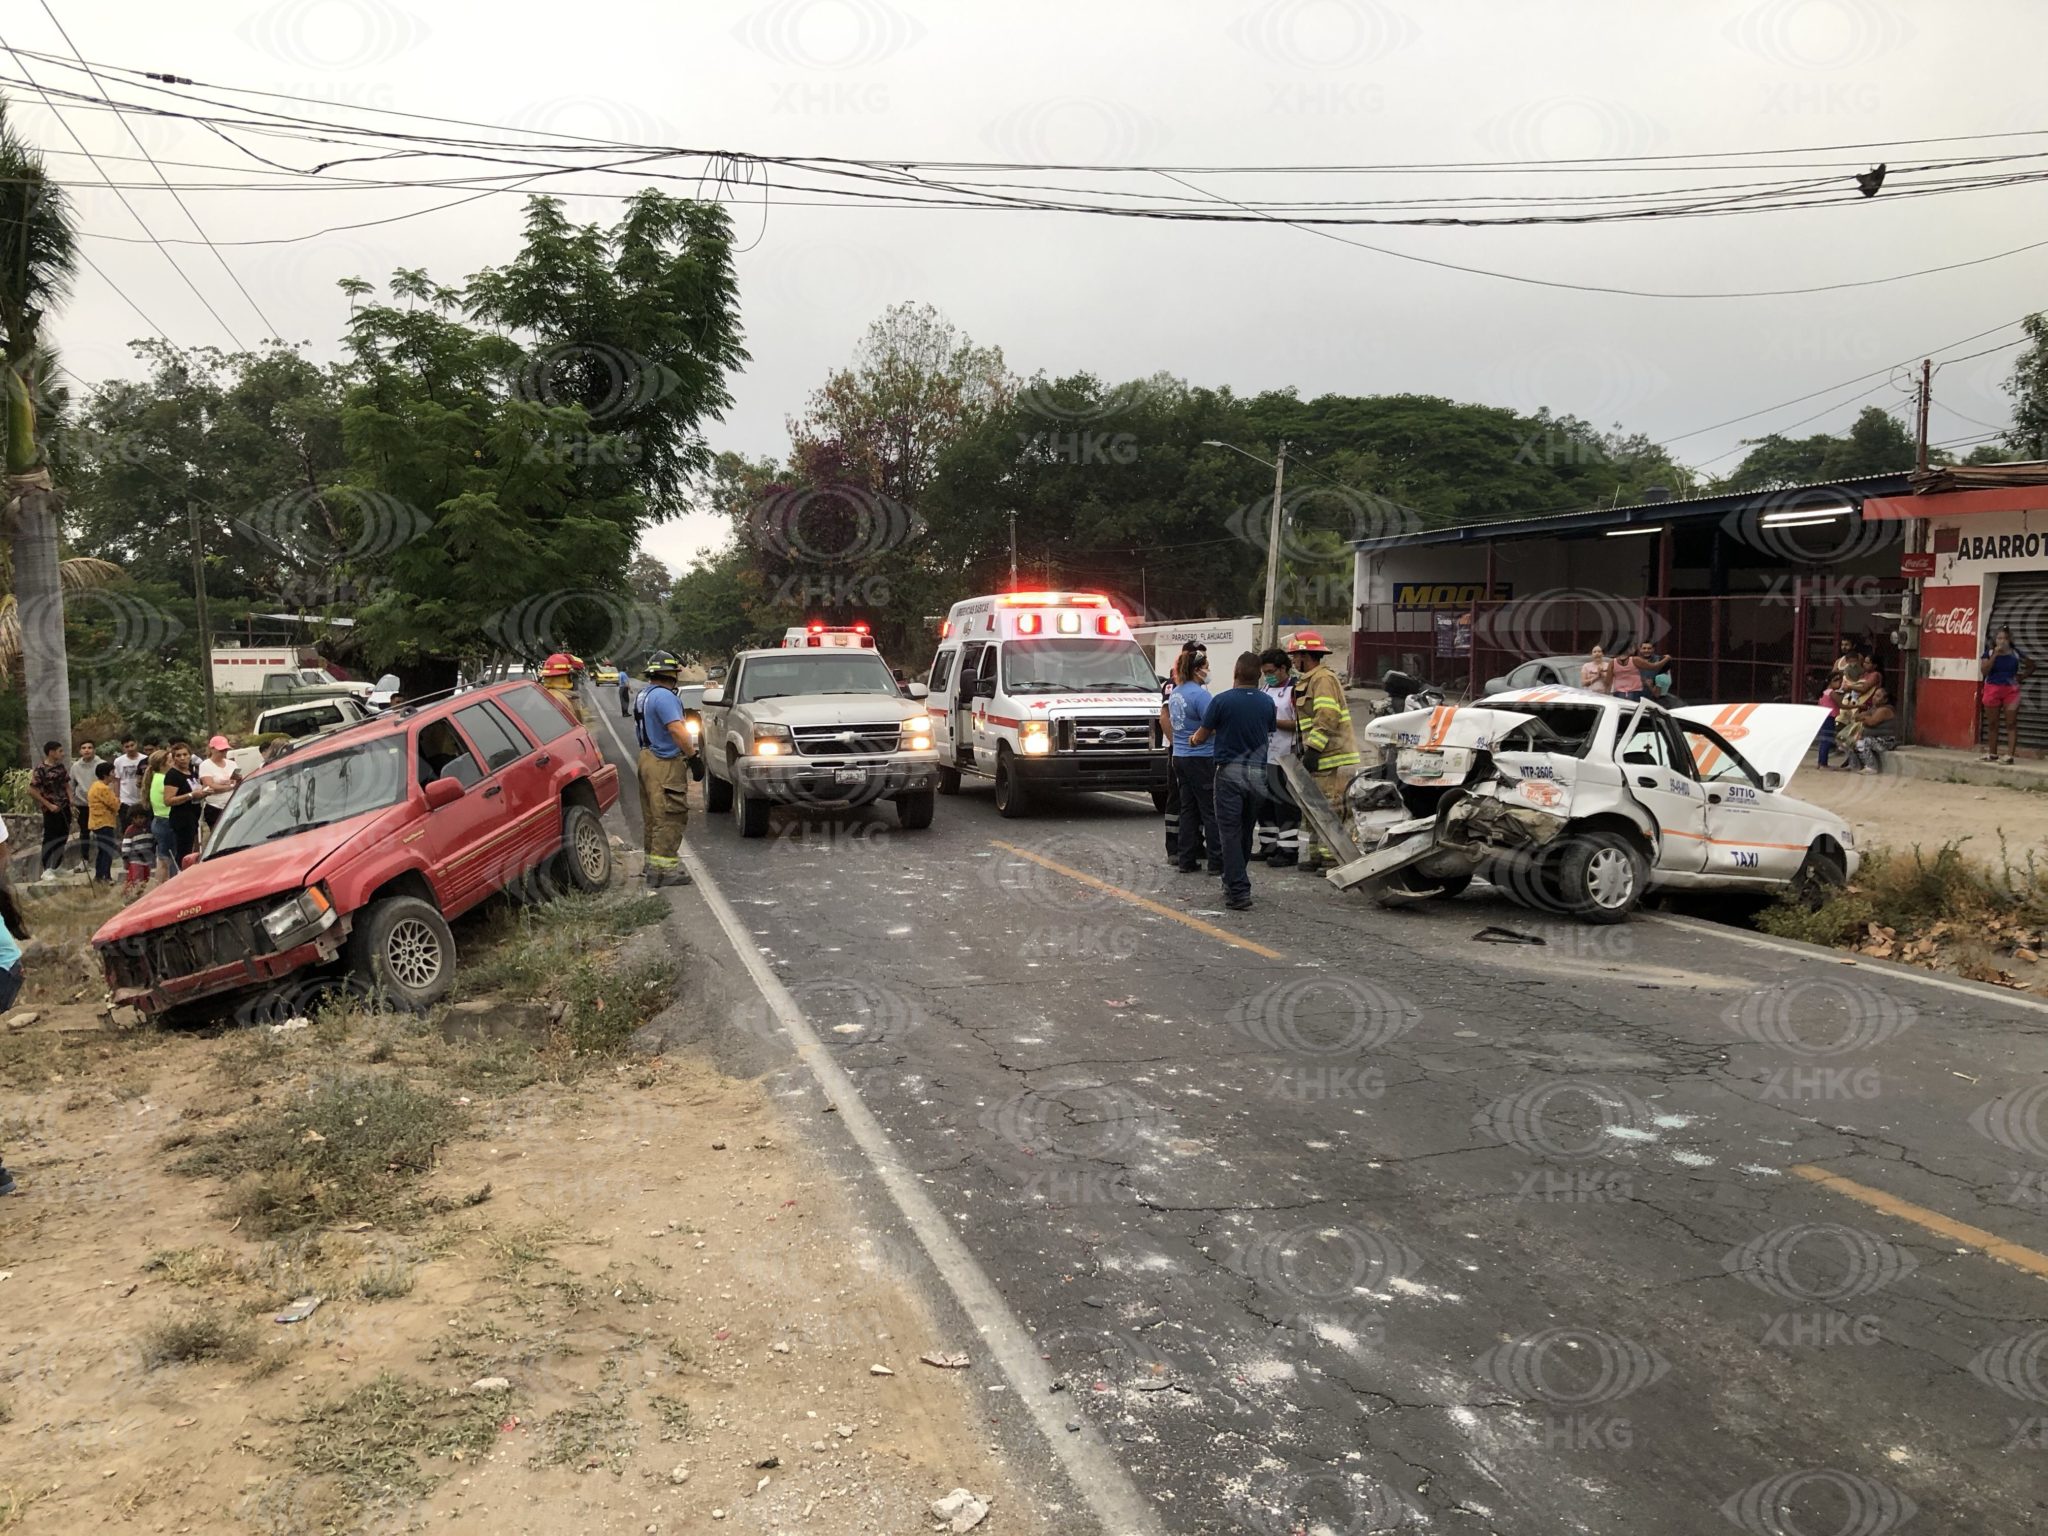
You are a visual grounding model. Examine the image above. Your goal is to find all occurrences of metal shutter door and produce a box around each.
[1986,570,2048,751]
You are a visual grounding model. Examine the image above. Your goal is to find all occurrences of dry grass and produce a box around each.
[293,1371,504,1507]
[140,1306,256,1369]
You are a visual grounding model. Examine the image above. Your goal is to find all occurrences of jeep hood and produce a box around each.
[1671,704,1829,787]
[92,804,412,945]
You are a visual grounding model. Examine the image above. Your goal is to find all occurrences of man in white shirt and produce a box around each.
[68,740,101,872]
[112,737,145,819]
[1254,647,1302,867]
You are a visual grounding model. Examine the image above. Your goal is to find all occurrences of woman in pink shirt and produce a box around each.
[1610,648,1644,701]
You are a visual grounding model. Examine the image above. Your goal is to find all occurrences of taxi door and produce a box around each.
[1614,708,1708,873]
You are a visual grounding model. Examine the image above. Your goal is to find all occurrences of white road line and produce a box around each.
[595,700,1165,1536]
[1643,911,2048,1016]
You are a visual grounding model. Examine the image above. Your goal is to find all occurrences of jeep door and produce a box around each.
[450,699,553,880]
[1614,709,1708,873]
[411,718,497,913]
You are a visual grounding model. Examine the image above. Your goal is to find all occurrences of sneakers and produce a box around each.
[37,870,55,884]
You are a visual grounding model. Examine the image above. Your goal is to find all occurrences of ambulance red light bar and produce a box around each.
[854,622,870,634]
[998,591,1109,608]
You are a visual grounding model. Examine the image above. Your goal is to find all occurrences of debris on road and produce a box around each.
[931,1488,992,1532]
[273,1296,321,1324]
[870,1363,895,1376]
[1473,925,1546,945]
[921,1351,971,1369]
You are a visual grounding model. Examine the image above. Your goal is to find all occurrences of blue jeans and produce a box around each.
[1214,762,1262,902]
[0,960,23,1012]
[151,816,178,868]
[1174,757,1219,871]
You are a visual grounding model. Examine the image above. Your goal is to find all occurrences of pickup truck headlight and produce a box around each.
[753,722,794,756]
[260,887,335,947]
[902,714,932,751]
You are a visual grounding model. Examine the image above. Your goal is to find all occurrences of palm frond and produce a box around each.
[58,556,119,592]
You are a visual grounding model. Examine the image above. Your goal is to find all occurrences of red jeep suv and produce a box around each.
[94,680,620,1017]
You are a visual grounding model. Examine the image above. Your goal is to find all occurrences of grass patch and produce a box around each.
[649,1392,691,1441]
[357,1263,415,1302]
[141,1247,237,1288]
[175,1074,467,1236]
[141,1306,256,1369]
[293,1371,503,1507]
[531,1385,636,1472]
[1759,838,2048,971]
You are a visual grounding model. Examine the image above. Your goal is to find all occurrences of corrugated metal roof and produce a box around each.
[1349,471,1916,551]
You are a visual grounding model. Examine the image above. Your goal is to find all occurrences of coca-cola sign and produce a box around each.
[1920,585,1979,658]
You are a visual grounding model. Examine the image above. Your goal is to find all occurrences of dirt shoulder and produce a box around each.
[0,884,1042,1535]
[1792,759,2048,860]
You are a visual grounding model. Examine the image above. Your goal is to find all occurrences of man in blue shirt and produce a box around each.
[635,652,695,888]
[1194,652,1279,911]
[1165,654,1219,874]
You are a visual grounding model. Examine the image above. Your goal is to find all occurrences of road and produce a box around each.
[594,681,2048,1536]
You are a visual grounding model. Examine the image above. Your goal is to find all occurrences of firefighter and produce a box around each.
[1286,631,1358,873]
[539,652,588,725]
[635,651,695,889]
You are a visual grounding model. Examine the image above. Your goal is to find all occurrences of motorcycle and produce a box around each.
[1370,669,1448,720]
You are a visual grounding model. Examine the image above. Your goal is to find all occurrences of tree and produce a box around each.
[667,541,756,662]
[342,192,747,684]
[1721,405,1917,491]
[626,551,674,607]
[0,97,79,759]
[2002,311,2048,460]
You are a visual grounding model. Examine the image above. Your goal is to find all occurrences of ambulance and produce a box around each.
[924,591,1171,816]
[783,623,876,649]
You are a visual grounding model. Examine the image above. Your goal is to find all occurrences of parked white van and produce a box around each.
[925,591,1170,816]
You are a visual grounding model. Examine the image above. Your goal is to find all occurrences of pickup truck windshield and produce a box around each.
[737,655,897,703]
[204,737,408,857]
[1002,638,1157,694]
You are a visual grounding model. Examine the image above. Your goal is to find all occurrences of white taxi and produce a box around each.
[1347,687,1857,922]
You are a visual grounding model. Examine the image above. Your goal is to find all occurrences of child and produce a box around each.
[120,805,155,898]
[88,760,121,884]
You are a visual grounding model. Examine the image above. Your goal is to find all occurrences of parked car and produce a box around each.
[254,695,371,741]
[93,680,620,1017]
[1344,688,1855,922]
[1481,655,1592,697]
[258,667,374,704]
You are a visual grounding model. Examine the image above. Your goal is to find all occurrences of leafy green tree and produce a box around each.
[667,541,757,662]
[342,193,746,685]
[0,96,79,757]
[1721,405,1917,491]
[2002,311,2048,459]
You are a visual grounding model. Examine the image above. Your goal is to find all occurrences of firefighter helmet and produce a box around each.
[540,651,578,680]
[1284,630,1332,657]
[643,650,683,678]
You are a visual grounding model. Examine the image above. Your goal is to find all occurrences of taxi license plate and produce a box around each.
[1401,748,1447,774]
[833,767,868,785]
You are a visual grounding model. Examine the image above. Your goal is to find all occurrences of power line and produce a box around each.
[0,36,243,346]
[32,1,280,340]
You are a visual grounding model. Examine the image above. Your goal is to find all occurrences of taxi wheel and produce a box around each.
[994,751,1031,818]
[348,896,456,1011]
[704,768,733,813]
[937,765,962,796]
[1556,830,1644,925]
[896,790,935,830]
[1794,841,1848,908]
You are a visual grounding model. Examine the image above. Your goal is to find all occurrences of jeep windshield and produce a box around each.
[738,654,898,703]
[203,737,408,857]
[1001,638,1157,693]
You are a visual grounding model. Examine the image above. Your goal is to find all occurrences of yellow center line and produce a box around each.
[988,839,1286,961]
[1791,1164,2048,1282]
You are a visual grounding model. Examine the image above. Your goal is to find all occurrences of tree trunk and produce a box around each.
[14,483,72,758]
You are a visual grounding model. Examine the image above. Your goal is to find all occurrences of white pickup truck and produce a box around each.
[700,646,938,837]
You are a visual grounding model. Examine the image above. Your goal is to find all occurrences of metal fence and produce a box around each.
[1353,583,1907,705]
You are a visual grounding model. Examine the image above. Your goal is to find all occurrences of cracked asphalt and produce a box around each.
[598,687,2048,1535]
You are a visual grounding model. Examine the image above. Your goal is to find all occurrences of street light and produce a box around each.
[1203,438,1287,648]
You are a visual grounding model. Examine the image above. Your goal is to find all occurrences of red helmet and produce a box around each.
[540,651,578,679]
[1284,630,1332,656]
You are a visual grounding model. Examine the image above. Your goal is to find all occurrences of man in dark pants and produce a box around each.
[1157,642,1204,863]
[1193,652,1277,912]
[28,741,71,882]
[1166,651,1219,874]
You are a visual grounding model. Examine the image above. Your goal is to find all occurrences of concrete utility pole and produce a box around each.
[1263,442,1288,651]
[1007,510,1018,587]
[1915,357,1932,471]
[190,502,217,735]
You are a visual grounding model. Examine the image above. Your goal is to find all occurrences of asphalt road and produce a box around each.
[596,682,2048,1536]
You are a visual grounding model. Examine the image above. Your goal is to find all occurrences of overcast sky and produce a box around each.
[9,0,2043,572]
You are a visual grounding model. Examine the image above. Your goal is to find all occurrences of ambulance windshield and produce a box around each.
[1002,638,1157,694]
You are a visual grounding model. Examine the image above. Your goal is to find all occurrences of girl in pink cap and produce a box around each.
[196,735,243,842]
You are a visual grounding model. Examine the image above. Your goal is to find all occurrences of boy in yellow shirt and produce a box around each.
[87,761,121,884]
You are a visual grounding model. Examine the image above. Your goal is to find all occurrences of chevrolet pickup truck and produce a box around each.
[700,646,938,836]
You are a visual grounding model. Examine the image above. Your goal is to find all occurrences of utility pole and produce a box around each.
[1263,442,1288,650]
[1139,563,1148,618]
[1915,357,1932,471]
[1007,510,1018,587]
[190,502,217,735]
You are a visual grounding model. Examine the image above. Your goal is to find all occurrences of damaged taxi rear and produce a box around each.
[1339,688,1857,923]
